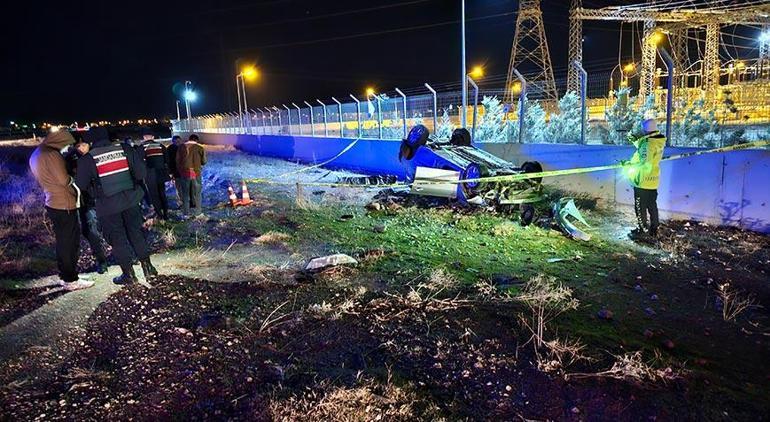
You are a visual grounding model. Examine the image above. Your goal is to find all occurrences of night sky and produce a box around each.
[0,0,758,123]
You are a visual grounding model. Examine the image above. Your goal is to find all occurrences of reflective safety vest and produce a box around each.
[142,141,165,169]
[90,144,135,197]
[627,131,666,190]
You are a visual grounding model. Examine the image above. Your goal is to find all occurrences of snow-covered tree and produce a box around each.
[670,99,720,147]
[506,97,548,143]
[432,108,454,141]
[474,96,508,143]
[546,91,582,143]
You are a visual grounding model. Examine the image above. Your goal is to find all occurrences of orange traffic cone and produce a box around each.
[227,185,240,207]
[240,181,253,205]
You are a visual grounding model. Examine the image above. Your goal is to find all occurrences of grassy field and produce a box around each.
[1,145,768,420]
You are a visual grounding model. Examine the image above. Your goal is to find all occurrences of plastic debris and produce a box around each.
[553,198,591,241]
[305,254,358,271]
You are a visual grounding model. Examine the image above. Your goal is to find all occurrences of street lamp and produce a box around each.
[366,89,383,139]
[183,81,194,119]
[461,0,467,128]
[236,66,259,131]
[469,65,484,79]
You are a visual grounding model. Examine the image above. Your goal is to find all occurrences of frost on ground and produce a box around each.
[1,144,769,420]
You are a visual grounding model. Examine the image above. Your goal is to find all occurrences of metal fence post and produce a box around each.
[513,69,527,144]
[424,83,437,134]
[316,99,328,137]
[303,101,315,137]
[268,109,274,134]
[659,48,675,146]
[349,94,362,138]
[283,104,292,135]
[466,76,479,141]
[332,97,343,138]
[572,60,588,145]
[292,103,303,135]
[376,95,383,139]
[273,106,282,134]
[394,88,408,138]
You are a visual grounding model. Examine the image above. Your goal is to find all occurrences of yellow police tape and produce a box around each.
[242,140,769,189]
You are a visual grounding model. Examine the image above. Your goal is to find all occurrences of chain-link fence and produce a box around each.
[173,72,770,148]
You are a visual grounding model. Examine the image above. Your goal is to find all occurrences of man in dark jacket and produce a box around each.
[175,134,207,216]
[166,135,182,207]
[70,137,109,274]
[140,129,170,219]
[76,127,158,284]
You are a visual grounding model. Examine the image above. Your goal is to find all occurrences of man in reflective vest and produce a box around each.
[76,127,159,284]
[140,129,170,220]
[624,118,666,240]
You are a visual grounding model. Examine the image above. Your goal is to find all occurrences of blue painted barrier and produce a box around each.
[177,132,770,233]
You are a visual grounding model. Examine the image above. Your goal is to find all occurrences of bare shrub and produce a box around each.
[174,248,218,270]
[517,275,585,372]
[518,275,579,349]
[568,351,682,386]
[160,228,177,248]
[253,231,291,245]
[269,373,438,421]
[717,282,758,322]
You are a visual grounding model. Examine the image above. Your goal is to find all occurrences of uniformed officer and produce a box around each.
[623,118,666,240]
[140,129,170,220]
[75,127,158,284]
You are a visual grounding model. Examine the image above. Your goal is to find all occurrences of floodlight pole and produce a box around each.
[513,69,527,144]
[659,48,675,146]
[184,80,192,120]
[332,97,344,138]
[316,99,328,137]
[572,60,588,145]
[466,76,479,141]
[425,83,437,134]
[349,94,362,138]
[303,101,315,137]
[460,0,467,128]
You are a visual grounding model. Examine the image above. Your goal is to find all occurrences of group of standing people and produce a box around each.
[29,128,206,290]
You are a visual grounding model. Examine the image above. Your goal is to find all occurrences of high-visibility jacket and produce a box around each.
[90,144,135,197]
[627,131,666,190]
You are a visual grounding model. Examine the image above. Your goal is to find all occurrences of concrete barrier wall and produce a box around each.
[178,132,770,233]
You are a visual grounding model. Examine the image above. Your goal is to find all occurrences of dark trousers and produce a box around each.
[146,170,169,219]
[634,187,659,235]
[79,207,107,264]
[179,175,203,215]
[45,207,80,283]
[100,205,150,273]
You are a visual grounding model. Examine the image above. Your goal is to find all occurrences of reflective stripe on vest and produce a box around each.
[90,145,135,197]
[143,142,165,169]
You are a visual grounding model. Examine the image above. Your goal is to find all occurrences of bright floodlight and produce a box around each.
[760,31,770,43]
[366,87,375,97]
[469,65,484,79]
[184,90,197,102]
[242,67,259,82]
[623,62,636,73]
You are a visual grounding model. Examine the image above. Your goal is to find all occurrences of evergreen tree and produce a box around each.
[474,96,507,143]
[546,91,582,143]
[432,108,455,141]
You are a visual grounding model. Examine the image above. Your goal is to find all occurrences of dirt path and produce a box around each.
[0,146,365,367]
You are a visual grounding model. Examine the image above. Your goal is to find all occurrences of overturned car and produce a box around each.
[398,124,545,225]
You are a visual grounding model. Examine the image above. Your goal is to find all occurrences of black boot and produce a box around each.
[141,258,158,279]
[96,260,109,274]
[114,266,137,285]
